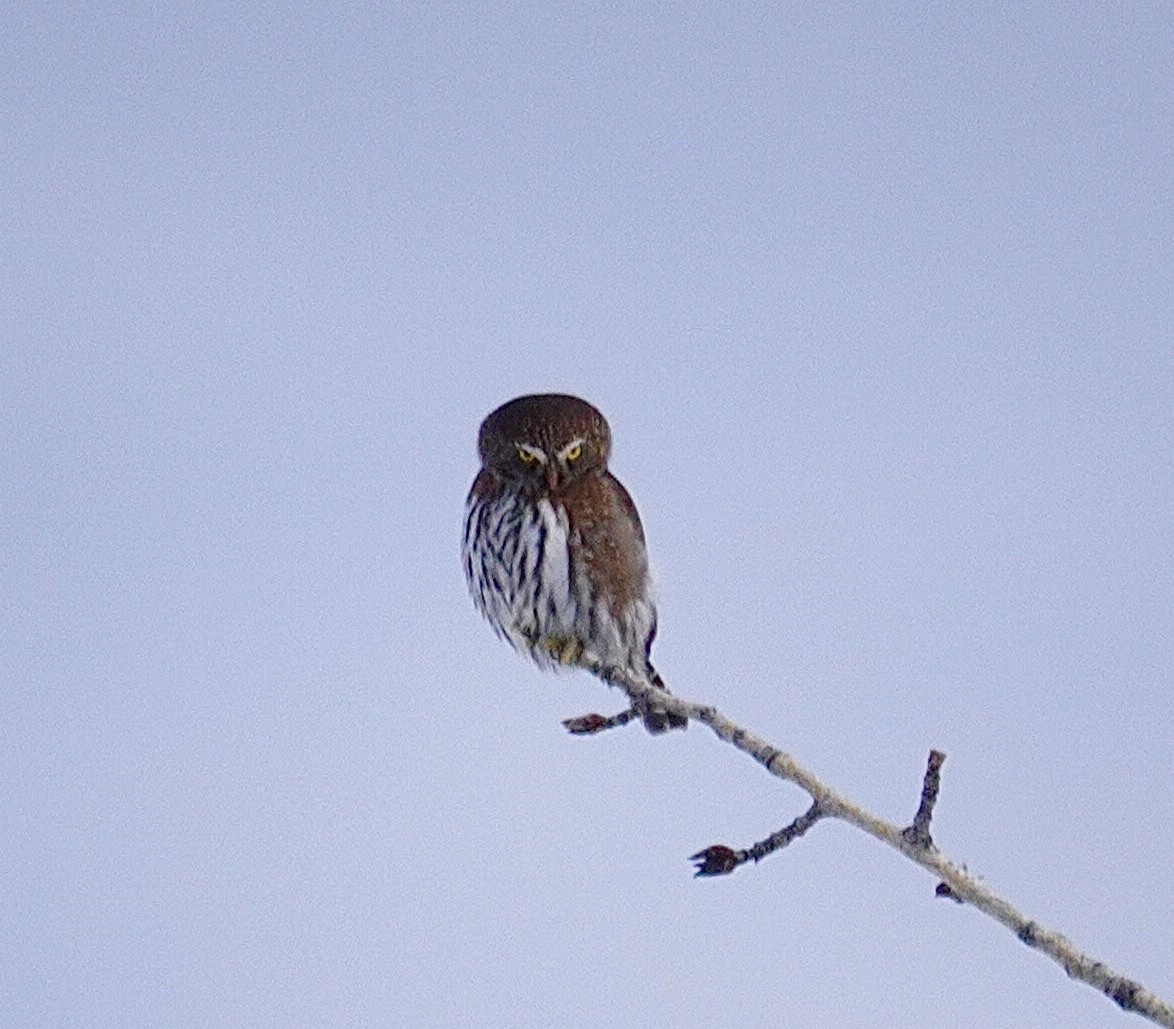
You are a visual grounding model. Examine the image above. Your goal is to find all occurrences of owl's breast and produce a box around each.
[464,488,654,676]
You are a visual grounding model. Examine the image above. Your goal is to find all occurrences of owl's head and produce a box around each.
[477,393,612,494]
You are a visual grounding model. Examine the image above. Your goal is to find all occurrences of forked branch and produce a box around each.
[567,682,1174,1028]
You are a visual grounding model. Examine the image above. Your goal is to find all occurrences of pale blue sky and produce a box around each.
[5,3,1173,1027]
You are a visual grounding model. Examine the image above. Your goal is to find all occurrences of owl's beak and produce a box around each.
[545,464,560,492]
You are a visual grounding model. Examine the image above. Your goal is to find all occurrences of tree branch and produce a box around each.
[572,680,1174,1028]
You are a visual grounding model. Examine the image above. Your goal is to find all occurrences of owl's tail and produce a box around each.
[642,667,689,734]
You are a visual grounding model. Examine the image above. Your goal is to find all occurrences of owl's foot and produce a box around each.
[640,706,689,734]
[562,708,639,735]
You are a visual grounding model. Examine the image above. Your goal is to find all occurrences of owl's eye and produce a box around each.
[516,445,541,465]
[563,442,583,462]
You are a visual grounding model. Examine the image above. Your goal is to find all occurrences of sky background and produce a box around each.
[5,2,1173,1027]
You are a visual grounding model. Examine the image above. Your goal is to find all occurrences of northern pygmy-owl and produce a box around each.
[462,394,687,734]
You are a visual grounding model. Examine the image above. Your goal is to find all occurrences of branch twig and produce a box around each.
[902,748,945,849]
[691,801,825,875]
[570,680,1174,1028]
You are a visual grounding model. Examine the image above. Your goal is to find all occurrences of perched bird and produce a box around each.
[462,393,687,733]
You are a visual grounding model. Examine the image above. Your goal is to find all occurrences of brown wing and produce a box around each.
[562,470,652,620]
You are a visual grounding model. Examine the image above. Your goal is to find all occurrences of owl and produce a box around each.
[462,393,687,734]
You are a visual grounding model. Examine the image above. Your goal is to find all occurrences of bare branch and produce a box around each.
[578,677,1174,1028]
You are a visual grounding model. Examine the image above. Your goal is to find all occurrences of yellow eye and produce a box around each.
[516,445,539,464]
[564,442,582,462]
